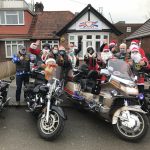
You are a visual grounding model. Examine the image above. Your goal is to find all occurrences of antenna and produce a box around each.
[97,7,103,14]
[109,12,114,24]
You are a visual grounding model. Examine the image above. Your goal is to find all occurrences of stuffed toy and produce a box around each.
[41,58,58,80]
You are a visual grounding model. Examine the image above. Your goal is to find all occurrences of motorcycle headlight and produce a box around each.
[55,87,63,96]
[138,93,144,100]
[110,90,118,96]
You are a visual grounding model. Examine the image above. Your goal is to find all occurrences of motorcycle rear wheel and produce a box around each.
[113,111,149,142]
[37,110,65,140]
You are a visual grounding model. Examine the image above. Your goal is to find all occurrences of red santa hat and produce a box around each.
[109,40,117,46]
[131,39,140,45]
[103,45,110,52]
[45,58,56,65]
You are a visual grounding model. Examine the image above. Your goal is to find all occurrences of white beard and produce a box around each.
[101,51,113,63]
[131,53,142,63]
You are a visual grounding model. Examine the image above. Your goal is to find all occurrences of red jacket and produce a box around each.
[29,47,41,56]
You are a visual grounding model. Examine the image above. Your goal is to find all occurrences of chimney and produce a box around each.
[34,2,44,13]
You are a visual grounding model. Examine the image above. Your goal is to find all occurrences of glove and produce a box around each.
[12,54,20,63]
[30,43,37,50]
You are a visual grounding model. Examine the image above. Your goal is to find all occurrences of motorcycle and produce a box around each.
[64,59,149,141]
[24,69,66,140]
[0,76,15,111]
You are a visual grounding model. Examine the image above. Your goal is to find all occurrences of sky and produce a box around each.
[25,0,150,23]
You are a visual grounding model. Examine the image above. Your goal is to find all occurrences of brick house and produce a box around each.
[0,0,74,62]
[57,4,122,58]
[113,21,143,44]
[125,19,150,56]
[0,0,128,62]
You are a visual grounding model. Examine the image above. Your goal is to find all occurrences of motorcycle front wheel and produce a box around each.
[37,110,65,140]
[113,111,149,142]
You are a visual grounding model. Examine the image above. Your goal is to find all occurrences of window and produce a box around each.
[41,40,59,49]
[86,41,92,47]
[87,35,92,39]
[96,41,100,52]
[127,27,131,32]
[70,36,74,41]
[5,41,24,58]
[104,35,108,39]
[96,35,101,39]
[0,11,24,25]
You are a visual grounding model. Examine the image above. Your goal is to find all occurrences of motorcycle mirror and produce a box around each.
[100,69,110,76]
[10,76,15,81]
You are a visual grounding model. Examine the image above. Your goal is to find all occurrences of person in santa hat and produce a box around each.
[67,43,81,68]
[129,45,149,93]
[100,45,114,66]
[129,39,146,58]
[109,40,117,54]
[29,40,51,63]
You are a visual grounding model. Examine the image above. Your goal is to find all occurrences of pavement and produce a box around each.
[0,107,150,150]
[0,77,150,150]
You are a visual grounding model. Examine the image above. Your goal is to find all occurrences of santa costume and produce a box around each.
[84,46,100,71]
[130,45,149,92]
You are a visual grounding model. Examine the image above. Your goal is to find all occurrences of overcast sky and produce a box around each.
[26,0,150,23]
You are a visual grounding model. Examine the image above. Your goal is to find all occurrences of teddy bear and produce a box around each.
[41,58,58,80]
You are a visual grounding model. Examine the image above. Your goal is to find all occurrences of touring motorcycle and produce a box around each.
[0,76,15,111]
[64,59,149,141]
[24,69,66,140]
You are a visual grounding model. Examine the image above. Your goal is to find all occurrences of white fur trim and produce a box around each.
[45,58,56,64]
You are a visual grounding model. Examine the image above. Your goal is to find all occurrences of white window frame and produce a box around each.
[5,40,24,58]
[41,40,59,49]
[68,32,109,59]
[127,27,131,33]
[0,11,24,25]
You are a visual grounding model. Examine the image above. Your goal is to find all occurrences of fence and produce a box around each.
[0,61,16,79]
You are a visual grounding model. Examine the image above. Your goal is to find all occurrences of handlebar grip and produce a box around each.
[0,80,11,83]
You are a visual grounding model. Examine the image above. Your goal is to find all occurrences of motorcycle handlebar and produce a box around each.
[0,80,11,84]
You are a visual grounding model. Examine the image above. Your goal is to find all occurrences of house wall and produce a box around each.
[0,10,33,35]
[140,36,150,55]
[69,12,110,30]
[59,33,69,49]
[0,41,6,62]
[0,40,32,62]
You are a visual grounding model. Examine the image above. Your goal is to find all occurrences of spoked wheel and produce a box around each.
[113,111,149,142]
[37,110,64,140]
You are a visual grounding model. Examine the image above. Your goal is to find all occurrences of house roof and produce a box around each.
[125,19,150,40]
[57,4,122,36]
[114,23,142,35]
[30,11,75,39]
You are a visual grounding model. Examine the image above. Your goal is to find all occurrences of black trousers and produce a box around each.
[16,74,29,102]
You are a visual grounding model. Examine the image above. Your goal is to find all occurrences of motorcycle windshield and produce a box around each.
[107,59,133,80]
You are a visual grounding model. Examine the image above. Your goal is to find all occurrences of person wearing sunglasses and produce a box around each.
[12,45,32,106]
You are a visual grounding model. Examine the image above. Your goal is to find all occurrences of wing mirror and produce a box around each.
[10,76,15,81]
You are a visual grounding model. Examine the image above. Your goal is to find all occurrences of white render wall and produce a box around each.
[69,12,110,30]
